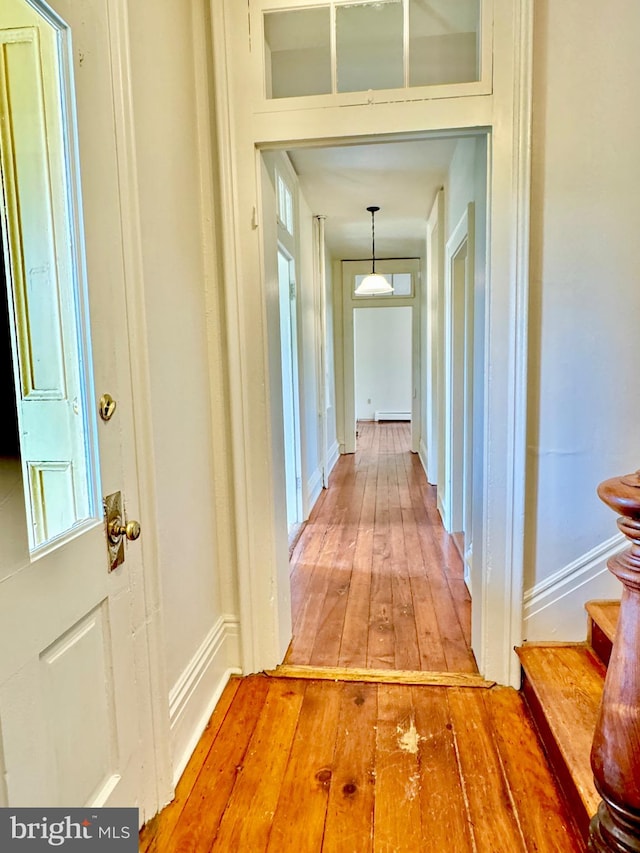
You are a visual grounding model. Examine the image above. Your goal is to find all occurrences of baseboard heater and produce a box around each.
[374,411,411,422]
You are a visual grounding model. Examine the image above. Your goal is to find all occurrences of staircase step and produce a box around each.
[517,643,606,840]
[585,599,619,666]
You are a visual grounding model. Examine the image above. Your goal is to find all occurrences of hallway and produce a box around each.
[285,422,476,672]
[138,422,584,852]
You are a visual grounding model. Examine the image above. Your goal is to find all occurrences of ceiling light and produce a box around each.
[354,206,393,296]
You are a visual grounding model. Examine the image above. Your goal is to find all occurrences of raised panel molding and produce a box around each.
[168,615,242,787]
[523,534,625,642]
[40,602,117,806]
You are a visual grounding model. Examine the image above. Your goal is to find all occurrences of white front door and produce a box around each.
[0,0,151,810]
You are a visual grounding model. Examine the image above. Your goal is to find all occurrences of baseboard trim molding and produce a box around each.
[169,614,241,786]
[305,466,323,517]
[418,438,429,480]
[327,440,340,475]
[523,534,625,641]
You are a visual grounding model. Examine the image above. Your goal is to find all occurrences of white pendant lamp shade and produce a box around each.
[354,206,394,296]
[355,273,393,295]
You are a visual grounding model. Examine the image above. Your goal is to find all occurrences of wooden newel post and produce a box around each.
[589,471,640,853]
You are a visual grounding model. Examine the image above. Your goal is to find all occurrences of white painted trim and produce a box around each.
[341,258,420,454]
[169,615,241,787]
[477,0,533,687]
[374,411,411,422]
[210,1,289,673]
[522,536,625,642]
[212,0,533,689]
[418,437,429,481]
[315,216,329,489]
[524,534,625,612]
[424,188,444,489]
[306,466,323,516]
[443,205,473,536]
[104,0,172,817]
[327,440,340,476]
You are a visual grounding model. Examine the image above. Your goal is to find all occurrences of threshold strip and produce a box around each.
[264,664,495,688]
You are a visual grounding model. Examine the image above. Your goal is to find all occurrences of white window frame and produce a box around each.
[252,0,493,112]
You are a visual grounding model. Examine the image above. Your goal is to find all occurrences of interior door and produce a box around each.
[0,0,149,809]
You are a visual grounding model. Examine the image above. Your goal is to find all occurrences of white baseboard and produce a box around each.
[305,466,323,517]
[327,440,340,475]
[168,614,241,786]
[437,491,449,532]
[374,411,411,421]
[522,534,625,642]
[418,438,429,479]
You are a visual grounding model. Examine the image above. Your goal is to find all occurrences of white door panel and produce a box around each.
[0,0,148,810]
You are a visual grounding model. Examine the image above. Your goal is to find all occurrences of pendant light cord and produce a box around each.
[371,209,376,273]
[367,205,380,273]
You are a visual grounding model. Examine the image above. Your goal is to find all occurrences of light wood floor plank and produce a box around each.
[265,680,344,852]
[447,688,527,852]
[138,676,241,853]
[140,675,585,852]
[411,685,473,852]
[163,675,270,852]
[210,678,306,851]
[373,684,423,852]
[338,438,377,668]
[487,686,584,852]
[289,422,475,673]
[322,682,377,853]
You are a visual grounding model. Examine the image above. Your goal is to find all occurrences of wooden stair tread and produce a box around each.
[517,643,605,819]
[585,599,619,643]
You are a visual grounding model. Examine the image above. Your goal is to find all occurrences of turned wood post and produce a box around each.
[589,471,640,853]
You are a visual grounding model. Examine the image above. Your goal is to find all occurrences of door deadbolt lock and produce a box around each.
[99,393,117,422]
[104,491,141,571]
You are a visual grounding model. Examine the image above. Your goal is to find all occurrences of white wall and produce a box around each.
[262,152,338,517]
[297,195,323,509]
[127,0,240,782]
[325,253,338,465]
[355,307,412,420]
[523,0,640,639]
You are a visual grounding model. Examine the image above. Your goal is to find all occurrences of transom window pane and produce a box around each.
[391,272,412,296]
[264,8,332,99]
[409,0,480,86]
[336,1,404,94]
[276,174,294,234]
[262,0,483,100]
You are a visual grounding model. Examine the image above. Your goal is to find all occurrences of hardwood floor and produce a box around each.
[285,421,475,672]
[139,674,584,852]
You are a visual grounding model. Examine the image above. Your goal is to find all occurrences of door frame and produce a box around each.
[94,0,172,818]
[277,245,304,532]
[443,205,475,583]
[341,259,420,455]
[210,0,533,687]
[422,188,444,488]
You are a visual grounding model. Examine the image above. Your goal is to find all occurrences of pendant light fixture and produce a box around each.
[354,206,394,296]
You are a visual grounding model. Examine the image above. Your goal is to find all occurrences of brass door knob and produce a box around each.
[108,516,141,544]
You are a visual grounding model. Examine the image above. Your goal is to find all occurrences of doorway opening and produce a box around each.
[354,305,412,427]
[262,132,487,675]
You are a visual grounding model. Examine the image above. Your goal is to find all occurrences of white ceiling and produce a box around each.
[287,136,457,259]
